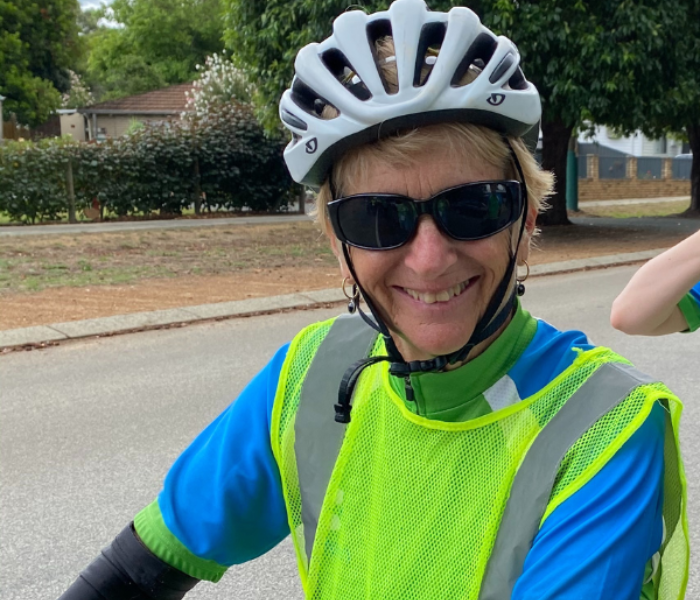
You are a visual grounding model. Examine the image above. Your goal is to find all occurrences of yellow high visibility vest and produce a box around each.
[271,315,688,599]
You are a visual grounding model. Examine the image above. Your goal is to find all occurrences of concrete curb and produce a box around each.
[0,250,664,351]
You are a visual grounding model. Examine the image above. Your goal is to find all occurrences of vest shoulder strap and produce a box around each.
[479,361,657,600]
[294,313,378,564]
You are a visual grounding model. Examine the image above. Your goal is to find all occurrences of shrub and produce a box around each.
[0,102,294,223]
[0,138,75,223]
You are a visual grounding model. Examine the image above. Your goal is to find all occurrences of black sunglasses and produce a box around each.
[327,180,524,250]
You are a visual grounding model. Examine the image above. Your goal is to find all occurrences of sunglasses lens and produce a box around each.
[437,183,518,240]
[334,196,416,249]
[330,182,521,249]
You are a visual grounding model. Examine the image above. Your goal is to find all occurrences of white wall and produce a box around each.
[578,125,681,157]
[59,112,86,141]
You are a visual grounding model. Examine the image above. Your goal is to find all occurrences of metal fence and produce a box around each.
[636,157,663,180]
[599,156,628,179]
[672,157,692,180]
[575,154,692,180]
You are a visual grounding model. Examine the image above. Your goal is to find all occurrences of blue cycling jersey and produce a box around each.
[135,312,664,599]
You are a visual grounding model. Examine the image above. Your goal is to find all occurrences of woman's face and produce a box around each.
[333,144,533,363]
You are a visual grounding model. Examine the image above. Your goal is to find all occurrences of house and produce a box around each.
[76,83,193,141]
[577,125,688,158]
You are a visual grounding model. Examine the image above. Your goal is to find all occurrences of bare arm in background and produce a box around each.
[611,228,700,335]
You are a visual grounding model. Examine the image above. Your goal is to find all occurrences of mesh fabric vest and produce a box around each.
[271,317,688,600]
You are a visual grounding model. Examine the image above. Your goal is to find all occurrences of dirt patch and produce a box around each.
[0,215,695,330]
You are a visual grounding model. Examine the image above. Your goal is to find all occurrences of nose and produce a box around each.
[402,215,458,277]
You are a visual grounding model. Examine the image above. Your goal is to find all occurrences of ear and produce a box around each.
[517,203,538,265]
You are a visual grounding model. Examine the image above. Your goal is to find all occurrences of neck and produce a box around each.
[444,312,513,370]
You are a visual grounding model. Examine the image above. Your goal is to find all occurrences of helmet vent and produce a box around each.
[291,77,340,120]
[366,19,396,95]
[508,67,528,91]
[321,49,372,101]
[450,32,497,87]
[281,109,308,131]
[414,22,446,87]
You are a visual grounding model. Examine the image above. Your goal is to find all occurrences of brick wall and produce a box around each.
[578,155,690,200]
[579,179,691,200]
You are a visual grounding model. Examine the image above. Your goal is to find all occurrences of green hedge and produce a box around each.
[0,103,296,223]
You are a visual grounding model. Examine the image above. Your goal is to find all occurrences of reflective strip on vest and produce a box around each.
[294,314,378,563]
[478,362,656,600]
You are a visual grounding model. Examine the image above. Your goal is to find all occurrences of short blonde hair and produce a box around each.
[313,36,553,236]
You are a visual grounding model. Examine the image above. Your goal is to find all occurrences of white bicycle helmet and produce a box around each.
[279,0,541,188]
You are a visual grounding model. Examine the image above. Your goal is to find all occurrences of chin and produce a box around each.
[395,327,475,362]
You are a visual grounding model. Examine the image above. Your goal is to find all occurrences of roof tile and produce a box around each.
[83,83,194,113]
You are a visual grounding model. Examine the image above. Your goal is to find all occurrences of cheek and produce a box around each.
[350,248,398,290]
[463,234,512,277]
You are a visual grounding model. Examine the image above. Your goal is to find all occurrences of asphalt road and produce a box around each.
[1,265,699,599]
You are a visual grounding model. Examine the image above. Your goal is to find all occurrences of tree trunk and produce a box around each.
[66,160,77,224]
[686,123,700,215]
[193,157,202,215]
[298,186,306,215]
[539,118,573,226]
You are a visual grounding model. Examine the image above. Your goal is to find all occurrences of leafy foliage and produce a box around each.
[636,0,700,212]
[0,104,294,223]
[0,0,82,126]
[86,0,225,101]
[476,0,690,223]
[0,138,72,222]
[86,27,166,100]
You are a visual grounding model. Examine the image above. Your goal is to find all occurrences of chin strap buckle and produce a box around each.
[336,356,389,424]
[334,402,352,423]
[389,355,449,377]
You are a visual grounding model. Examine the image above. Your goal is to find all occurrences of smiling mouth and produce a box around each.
[402,278,475,305]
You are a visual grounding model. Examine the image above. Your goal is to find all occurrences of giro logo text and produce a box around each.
[487,93,506,106]
[305,138,318,154]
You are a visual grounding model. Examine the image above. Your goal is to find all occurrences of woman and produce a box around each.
[611,228,700,335]
[59,1,688,599]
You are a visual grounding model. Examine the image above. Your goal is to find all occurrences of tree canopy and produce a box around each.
[224,0,691,225]
[85,0,225,101]
[476,0,688,224]
[0,0,81,126]
[632,0,700,213]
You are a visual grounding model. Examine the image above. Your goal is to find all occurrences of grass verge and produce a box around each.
[0,221,336,295]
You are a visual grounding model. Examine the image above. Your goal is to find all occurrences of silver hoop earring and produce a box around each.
[342,277,361,313]
[517,260,530,297]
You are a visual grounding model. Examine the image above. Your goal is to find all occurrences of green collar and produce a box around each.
[389,303,537,420]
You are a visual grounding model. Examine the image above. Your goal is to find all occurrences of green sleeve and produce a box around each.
[678,293,700,333]
[134,501,228,582]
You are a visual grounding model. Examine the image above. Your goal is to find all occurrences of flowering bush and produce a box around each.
[62,71,95,109]
[185,51,253,116]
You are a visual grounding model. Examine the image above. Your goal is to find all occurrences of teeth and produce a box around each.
[404,279,470,304]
